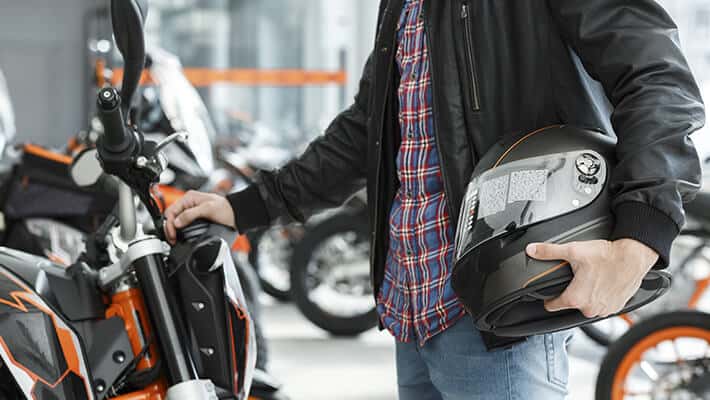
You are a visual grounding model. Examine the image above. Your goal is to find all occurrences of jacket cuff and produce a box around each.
[226,185,271,233]
[610,202,679,268]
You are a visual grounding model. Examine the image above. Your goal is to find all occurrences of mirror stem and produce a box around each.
[118,182,137,241]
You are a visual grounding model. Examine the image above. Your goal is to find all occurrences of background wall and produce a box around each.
[0,1,707,154]
[0,0,92,147]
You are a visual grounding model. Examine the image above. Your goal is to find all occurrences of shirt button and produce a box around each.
[375,140,381,147]
[381,46,389,54]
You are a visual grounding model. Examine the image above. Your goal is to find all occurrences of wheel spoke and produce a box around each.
[641,360,660,382]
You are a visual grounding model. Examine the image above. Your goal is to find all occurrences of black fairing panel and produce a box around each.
[33,372,88,400]
[0,312,66,383]
[0,248,104,321]
[0,264,94,399]
[171,238,233,391]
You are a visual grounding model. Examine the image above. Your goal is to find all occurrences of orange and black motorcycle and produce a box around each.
[0,1,267,399]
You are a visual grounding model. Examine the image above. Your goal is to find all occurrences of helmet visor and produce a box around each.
[454,150,607,261]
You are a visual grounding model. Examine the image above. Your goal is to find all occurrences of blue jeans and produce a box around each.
[396,316,571,400]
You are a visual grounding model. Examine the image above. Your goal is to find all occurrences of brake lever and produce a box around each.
[155,131,188,152]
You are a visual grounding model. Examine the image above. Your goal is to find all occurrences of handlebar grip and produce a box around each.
[97,88,131,153]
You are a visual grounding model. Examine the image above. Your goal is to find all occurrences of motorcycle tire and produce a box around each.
[248,230,292,302]
[596,310,710,400]
[290,213,377,337]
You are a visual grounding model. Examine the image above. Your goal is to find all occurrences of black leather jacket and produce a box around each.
[230,0,705,348]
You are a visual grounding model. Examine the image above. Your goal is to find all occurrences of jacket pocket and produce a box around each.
[460,2,481,112]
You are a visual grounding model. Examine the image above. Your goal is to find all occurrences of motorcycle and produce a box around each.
[218,124,301,302]
[289,193,378,336]
[0,2,258,398]
[595,310,710,400]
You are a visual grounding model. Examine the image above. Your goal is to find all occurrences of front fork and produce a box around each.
[133,253,194,384]
[122,239,219,399]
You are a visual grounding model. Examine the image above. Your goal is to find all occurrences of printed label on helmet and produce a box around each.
[508,170,547,203]
[479,175,509,218]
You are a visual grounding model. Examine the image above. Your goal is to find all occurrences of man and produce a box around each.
[165,1,704,398]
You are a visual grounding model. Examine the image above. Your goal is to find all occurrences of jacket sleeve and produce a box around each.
[226,52,374,231]
[547,0,705,266]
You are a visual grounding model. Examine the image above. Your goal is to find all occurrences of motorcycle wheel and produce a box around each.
[596,310,710,400]
[248,227,298,302]
[291,213,377,337]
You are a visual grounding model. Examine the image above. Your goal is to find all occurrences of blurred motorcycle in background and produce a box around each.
[290,193,378,336]
[595,310,710,400]
[218,120,304,302]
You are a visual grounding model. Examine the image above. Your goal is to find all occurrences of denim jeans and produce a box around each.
[395,315,572,400]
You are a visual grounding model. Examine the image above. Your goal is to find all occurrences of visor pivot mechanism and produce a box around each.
[575,153,602,177]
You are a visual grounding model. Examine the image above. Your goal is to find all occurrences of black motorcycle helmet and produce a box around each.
[451,125,671,337]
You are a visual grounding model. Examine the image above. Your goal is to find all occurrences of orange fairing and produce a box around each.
[105,288,161,372]
[110,382,167,400]
[232,235,251,254]
[0,267,94,399]
[229,300,251,395]
[23,144,73,165]
[152,185,185,212]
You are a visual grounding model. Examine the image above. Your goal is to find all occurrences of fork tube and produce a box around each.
[133,254,196,384]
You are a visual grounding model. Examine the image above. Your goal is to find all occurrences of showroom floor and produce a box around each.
[263,302,604,400]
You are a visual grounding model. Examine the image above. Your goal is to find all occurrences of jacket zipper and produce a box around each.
[461,3,481,111]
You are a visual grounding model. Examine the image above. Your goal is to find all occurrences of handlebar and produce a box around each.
[97,88,132,154]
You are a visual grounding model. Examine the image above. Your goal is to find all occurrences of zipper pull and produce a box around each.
[461,3,469,19]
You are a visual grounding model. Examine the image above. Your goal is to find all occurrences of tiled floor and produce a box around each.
[262,302,604,400]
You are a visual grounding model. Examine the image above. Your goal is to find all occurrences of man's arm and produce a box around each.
[226,53,375,232]
[547,0,705,266]
[163,53,375,243]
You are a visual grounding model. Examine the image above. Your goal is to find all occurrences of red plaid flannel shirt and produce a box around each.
[376,0,466,346]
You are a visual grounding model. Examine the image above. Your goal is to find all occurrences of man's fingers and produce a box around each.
[163,191,208,242]
[526,242,573,261]
[544,292,576,313]
[174,203,211,229]
[544,274,588,313]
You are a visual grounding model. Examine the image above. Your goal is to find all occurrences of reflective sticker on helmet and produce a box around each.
[479,175,509,218]
[508,170,547,203]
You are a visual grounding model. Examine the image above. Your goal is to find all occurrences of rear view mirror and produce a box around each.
[110,0,148,114]
[71,148,103,187]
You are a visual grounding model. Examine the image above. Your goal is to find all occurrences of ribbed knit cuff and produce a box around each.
[226,185,270,233]
[610,202,679,268]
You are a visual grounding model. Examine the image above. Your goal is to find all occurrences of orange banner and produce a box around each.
[111,68,347,87]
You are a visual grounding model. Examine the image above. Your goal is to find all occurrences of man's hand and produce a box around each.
[526,239,659,318]
[164,190,236,244]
